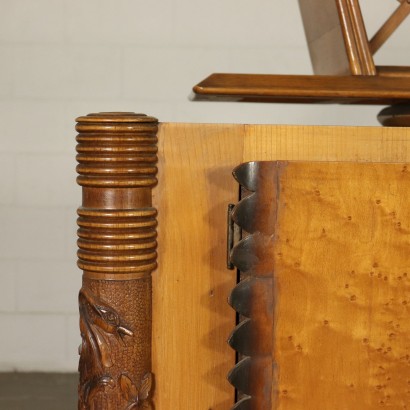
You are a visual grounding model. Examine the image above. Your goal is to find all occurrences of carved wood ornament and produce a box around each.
[228,160,410,410]
[228,162,278,409]
[76,112,158,409]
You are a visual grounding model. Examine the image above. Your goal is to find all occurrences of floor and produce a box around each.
[0,373,77,410]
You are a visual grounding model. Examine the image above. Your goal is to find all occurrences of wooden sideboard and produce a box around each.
[75,116,410,409]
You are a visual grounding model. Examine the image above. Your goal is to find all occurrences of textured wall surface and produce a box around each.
[0,0,408,371]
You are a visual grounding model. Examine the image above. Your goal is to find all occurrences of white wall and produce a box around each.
[0,0,408,372]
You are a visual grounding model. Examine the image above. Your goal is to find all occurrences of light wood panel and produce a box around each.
[243,124,410,162]
[152,123,244,410]
[152,123,410,409]
[273,162,410,409]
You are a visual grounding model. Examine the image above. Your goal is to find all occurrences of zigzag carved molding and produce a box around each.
[228,161,283,410]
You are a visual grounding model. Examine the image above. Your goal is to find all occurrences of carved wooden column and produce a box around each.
[75,112,158,409]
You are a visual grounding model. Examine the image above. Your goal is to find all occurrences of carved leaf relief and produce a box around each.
[79,287,133,371]
[120,373,153,409]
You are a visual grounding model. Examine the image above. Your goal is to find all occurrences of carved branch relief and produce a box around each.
[78,286,153,409]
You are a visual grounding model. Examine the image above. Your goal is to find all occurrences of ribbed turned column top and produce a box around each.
[76,112,159,188]
[76,112,158,124]
[76,112,158,133]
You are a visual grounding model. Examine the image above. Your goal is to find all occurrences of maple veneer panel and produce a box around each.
[273,162,410,409]
[152,123,410,409]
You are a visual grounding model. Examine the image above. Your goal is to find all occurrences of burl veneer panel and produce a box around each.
[230,161,410,410]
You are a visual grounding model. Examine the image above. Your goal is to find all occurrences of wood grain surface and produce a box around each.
[192,73,410,104]
[152,123,410,409]
[152,124,244,410]
[299,0,375,75]
[228,160,410,409]
[271,161,410,409]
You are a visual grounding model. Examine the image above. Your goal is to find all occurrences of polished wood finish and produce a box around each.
[150,123,410,409]
[229,160,410,409]
[76,121,410,408]
[193,73,410,104]
[378,65,410,78]
[192,0,410,116]
[299,0,376,75]
[152,123,243,410]
[76,112,158,409]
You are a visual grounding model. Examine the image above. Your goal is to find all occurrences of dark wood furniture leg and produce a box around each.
[75,112,158,409]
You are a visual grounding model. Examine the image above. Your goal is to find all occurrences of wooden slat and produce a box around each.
[339,0,376,75]
[192,73,410,104]
[370,0,410,55]
[378,65,410,78]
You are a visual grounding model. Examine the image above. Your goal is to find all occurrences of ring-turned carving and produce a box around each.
[76,112,158,409]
